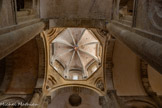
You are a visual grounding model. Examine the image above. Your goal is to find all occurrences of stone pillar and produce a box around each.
[107,90,121,108]
[99,90,121,108]
[0,22,45,60]
[41,96,51,108]
[28,88,42,108]
[107,23,162,74]
[99,96,108,108]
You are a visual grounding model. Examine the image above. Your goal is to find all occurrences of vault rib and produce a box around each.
[66,51,76,77]
[53,39,73,47]
[77,29,86,45]
[80,41,99,46]
[77,51,88,77]
[53,49,73,62]
[68,29,76,45]
[79,49,100,63]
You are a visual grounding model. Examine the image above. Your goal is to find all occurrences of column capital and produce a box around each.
[34,88,42,95]
[107,90,117,95]
[44,96,51,104]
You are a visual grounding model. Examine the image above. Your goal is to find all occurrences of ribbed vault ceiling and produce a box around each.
[50,28,102,80]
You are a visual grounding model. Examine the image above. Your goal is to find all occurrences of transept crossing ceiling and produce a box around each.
[50,28,102,80]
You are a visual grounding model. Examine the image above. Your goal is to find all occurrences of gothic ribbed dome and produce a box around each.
[50,28,101,80]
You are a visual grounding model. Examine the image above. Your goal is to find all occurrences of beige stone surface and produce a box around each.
[48,87,102,108]
[0,0,16,28]
[148,65,162,95]
[113,40,146,96]
[40,0,112,20]
[3,39,39,94]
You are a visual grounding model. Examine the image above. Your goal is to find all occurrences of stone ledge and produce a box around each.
[110,20,162,44]
[0,19,42,35]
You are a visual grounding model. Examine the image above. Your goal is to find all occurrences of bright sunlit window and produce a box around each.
[73,75,78,80]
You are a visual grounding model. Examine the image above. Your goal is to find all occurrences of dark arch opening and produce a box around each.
[16,0,24,11]
[0,0,3,11]
[119,0,134,16]
[69,94,82,106]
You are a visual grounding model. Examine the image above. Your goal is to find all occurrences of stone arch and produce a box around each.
[48,86,102,108]
[140,60,162,107]
[48,85,104,96]
[50,86,102,99]
[103,34,122,108]
[104,34,115,90]
[35,35,46,81]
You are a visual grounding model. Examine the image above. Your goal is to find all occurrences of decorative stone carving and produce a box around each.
[97,29,109,37]
[44,28,65,42]
[45,96,51,104]
[95,78,105,91]
[45,28,56,37]
[34,88,42,96]
[46,75,57,90]
[148,0,162,30]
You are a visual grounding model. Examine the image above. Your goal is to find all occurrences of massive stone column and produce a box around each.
[0,22,45,60]
[107,23,162,74]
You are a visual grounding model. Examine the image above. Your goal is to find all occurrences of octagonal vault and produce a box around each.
[50,28,102,80]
